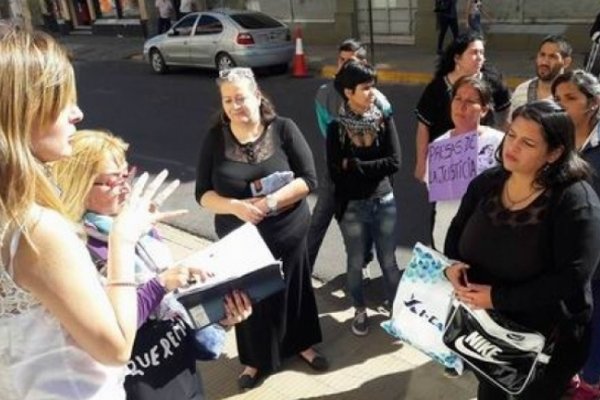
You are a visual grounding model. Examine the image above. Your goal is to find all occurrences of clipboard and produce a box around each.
[173,223,285,328]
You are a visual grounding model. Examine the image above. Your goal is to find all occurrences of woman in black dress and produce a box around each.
[195,68,327,390]
[444,100,600,399]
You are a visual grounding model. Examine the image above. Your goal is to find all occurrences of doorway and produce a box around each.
[71,0,91,27]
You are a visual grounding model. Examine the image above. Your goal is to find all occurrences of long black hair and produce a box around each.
[435,31,484,78]
[498,100,590,188]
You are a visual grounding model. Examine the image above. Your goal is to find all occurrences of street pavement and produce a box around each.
[160,223,478,400]
[56,32,587,88]
[54,33,580,399]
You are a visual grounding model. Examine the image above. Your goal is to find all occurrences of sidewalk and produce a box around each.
[159,223,478,400]
[52,33,583,89]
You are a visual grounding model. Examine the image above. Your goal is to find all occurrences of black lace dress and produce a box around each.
[195,116,322,372]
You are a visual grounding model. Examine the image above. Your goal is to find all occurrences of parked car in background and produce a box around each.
[143,9,294,74]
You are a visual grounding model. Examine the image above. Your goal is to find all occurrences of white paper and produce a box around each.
[175,223,279,295]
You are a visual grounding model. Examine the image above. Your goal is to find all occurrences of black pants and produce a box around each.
[477,323,591,399]
[437,15,459,53]
[157,17,171,34]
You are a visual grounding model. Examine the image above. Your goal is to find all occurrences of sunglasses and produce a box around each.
[218,67,254,80]
[93,166,137,190]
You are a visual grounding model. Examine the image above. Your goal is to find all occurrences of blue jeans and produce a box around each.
[581,279,600,384]
[339,192,401,308]
[308,167,374,272]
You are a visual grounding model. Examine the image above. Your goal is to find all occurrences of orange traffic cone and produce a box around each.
[292,26,309,78]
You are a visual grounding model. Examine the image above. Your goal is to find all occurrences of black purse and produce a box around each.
[443,301,553,395]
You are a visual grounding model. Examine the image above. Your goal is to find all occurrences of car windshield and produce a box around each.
[230,13,283,29]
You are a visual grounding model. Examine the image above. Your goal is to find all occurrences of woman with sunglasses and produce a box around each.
[444,100,600,399]
[53,129,253,400]
[195,67,326,390]
[552,70,600,400]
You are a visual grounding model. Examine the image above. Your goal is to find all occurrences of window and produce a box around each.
[98,0,117,17]
[173,14,197,35]
[230,12,282,29]
[96,0,140,18]
[195,15,223,35]
[120,0,140,17]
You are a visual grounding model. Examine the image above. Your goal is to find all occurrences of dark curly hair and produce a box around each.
[435,31,484,78]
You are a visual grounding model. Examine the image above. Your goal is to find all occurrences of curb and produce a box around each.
[320,65,524,89]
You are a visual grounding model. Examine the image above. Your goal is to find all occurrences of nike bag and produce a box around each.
[443,300,552,395]
[381,242,463,374]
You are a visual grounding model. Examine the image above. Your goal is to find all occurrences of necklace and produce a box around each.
[503,182,543,209]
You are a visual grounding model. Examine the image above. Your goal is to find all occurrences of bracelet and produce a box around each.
[105,280,138,288]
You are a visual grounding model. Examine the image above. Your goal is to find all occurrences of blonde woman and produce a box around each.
[54,129,252,400]
[0,28,177,399]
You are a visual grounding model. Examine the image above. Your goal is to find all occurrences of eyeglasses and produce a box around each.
[218,67,254,80]
[93,166,136,190]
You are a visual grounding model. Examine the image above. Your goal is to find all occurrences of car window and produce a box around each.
[230,13,283,29]
[195,15,223,35]
[172,14,198,36]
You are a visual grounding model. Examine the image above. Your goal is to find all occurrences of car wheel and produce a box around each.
[150,49,168,74]
[216,52,236,71]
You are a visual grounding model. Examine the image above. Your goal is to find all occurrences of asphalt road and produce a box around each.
[74,59,435,282]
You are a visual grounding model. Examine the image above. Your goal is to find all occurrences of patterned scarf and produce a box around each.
[337,102,384,146]
[84,212,191,323]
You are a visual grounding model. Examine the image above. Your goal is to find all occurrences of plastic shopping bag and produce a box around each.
[381,242,463,374]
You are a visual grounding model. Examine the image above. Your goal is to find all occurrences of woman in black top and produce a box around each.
[414,32,511,182]
[195,68,326,390]
[327,61,402,337]
[444,101,600,399]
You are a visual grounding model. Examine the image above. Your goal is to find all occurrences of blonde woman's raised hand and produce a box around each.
[157,266,214,292]
[112,170,186,244]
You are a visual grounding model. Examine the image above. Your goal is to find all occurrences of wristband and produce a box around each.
[105,280,138,288]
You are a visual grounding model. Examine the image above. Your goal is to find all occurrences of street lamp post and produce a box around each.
[367,0,375,65]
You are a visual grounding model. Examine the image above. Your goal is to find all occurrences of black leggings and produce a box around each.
[476,323,591,399]
[437,15,459,52]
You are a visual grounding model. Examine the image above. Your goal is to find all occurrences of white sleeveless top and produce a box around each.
[0,227,126,400]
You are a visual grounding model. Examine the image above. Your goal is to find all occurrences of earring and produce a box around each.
[542,163,551,172]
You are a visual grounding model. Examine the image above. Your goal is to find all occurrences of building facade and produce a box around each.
[20,0,600,52]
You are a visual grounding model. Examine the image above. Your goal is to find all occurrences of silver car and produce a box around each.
[143,9,294,74]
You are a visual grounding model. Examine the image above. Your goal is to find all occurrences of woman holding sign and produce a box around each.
[428,76,504,250]
[414,32,511,183]
[444,100,600,399]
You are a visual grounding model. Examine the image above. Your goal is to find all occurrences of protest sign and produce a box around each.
[428,132,478,202]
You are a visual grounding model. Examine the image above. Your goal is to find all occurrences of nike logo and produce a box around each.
[454,332,508,365]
